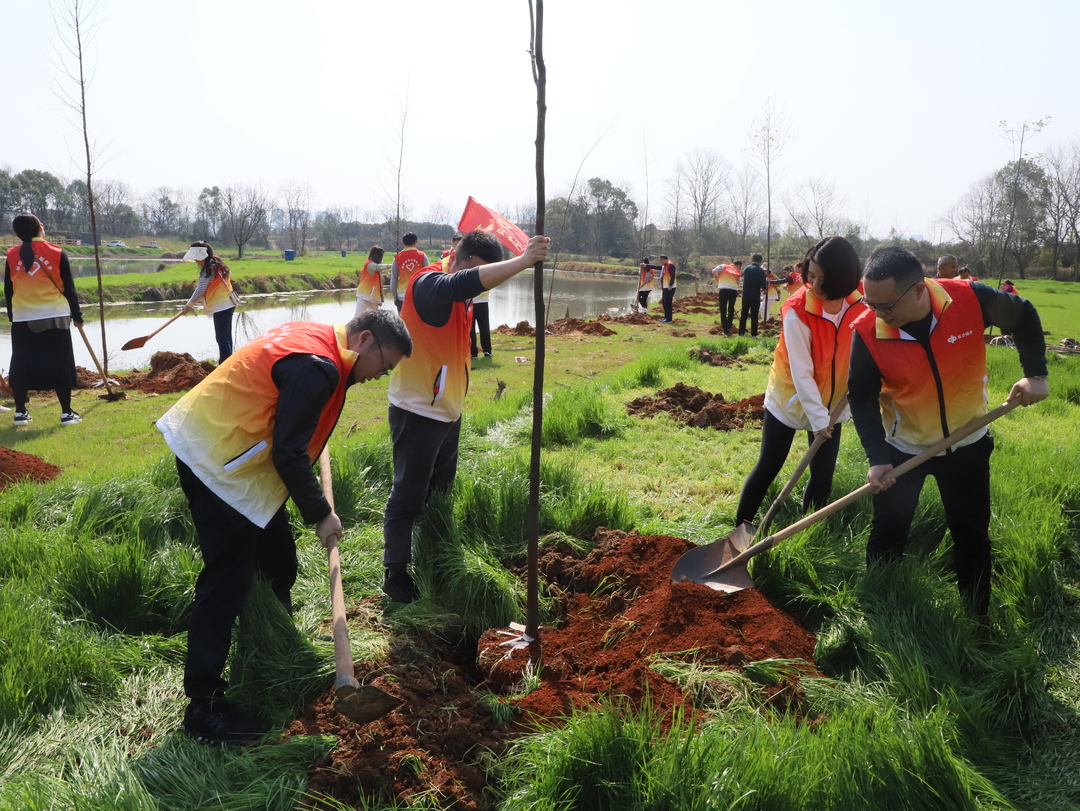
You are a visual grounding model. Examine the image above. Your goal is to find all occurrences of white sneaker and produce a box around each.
[60,411,82,426]
[14,410,31,426]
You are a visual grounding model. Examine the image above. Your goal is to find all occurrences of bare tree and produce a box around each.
[1042,141,1080,280]
[677,148,730,236]
[280,180,313,255]
[662,172,692,271]
[377,88,413,245]
[727,162,763,256]
[784,176,849,244]
[745,98,792,267]
[424,199,453,248]
[995,118,1049,282]
[221,183,270,258]
[637,131,653,258]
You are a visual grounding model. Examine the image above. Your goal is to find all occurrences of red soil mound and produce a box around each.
[0,446,62,490]
[627,382,765,430]
[494,317,618,338]
[74,353,216,395]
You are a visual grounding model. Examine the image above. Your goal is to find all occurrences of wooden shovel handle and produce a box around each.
[319,447,359,690]
[713,399,1021,575]
[149,311,184,340]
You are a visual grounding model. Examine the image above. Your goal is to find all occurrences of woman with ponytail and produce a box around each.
[3,214,84,427]
[181,241,237,362]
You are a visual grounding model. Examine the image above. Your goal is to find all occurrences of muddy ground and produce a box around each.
[289,529,819,810]
[627,382,766,431]
[0,445,63,490]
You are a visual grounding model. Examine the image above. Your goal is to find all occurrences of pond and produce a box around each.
[0,270,705,373]
[69,259,182,278]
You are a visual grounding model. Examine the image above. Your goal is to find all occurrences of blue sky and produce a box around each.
[4,0,1077,240]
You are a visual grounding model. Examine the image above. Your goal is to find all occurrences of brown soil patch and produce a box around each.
[74,352,216,395]
[0,446,63,490]
[494,320,536,337]
[627,382,765,430]
[494,317,618,338]
[597,311,654,326]
[689,347,743,367]
[291,529,818,810]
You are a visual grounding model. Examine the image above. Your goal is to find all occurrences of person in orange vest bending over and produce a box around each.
[382,231,550,603]
[355,245,390,316]
[736,237,867,528]
[711,259,742,335]
[390,232,429,312]
[849,246,1048,619]
[637,257,660,314]
[157,309,412,744]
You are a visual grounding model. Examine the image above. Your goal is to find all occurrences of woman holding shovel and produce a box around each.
[3,214,84,427]
[355,245,390,316]
[735,236,867,528]
[180,241,238,363]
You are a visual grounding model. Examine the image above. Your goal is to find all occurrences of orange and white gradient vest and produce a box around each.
[852,278,988,455]
[196,261,236,314]
[6,240,71,321]
[715,264,740,290]
[157,322,358,527]
[389,266,472,422]
[766,287,866,430]
[395,247,428,293]
[356,260,383,303]
[660,262,677,290]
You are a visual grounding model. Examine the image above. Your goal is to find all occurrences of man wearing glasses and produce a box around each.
[848,246,1048,619]
[382,230,550,604]
[157,308,412,744]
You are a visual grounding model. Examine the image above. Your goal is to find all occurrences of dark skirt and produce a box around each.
[9,321,78,391]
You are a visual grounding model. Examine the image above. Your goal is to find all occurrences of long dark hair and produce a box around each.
[12,214,43,273]
[190,240,228,278]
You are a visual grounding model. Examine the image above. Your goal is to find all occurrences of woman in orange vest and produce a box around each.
[181,241,238,363]
[355,245,390,316]
[735,236,867,527]
[4,214,84,427]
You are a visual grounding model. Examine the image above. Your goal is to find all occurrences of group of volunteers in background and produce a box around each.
[636,255,679,322]
[3,211,1049,744]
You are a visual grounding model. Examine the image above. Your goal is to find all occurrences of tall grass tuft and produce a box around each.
[540,385,623,446]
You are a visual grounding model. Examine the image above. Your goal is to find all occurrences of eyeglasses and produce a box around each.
[864,281,918,314]
[374,337,392,377]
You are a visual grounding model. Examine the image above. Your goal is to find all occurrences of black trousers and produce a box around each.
[213,307,234,363]
[866,434,994,615]
[718,289,738,332]
[739,294,761,336]
[177,458,297,701]
[637,290,651,311]
[661,288,675,321]
[470,301,491,356]
[736,409,843,527]
[383,404,461,570]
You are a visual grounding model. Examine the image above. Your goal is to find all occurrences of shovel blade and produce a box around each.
[671,522,756,593]
[121,336,149,350]
[334,683,402,725]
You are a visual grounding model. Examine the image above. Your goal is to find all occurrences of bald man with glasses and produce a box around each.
[847,246,1048,619]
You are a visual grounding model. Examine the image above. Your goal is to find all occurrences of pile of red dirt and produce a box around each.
[689,347,743,367]
[627,382,765,430]
[0,446,62,490]
[672,291,721,314]
[597,311,654,325]
[494,320,536,337]
[291,529,818,810]
[493,317,618,338]
[74,353,216,395]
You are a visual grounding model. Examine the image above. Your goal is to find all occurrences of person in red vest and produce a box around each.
[390,232,429,311]
[157,308,412,744]
[180,241,239,363]
[712,259,742,335]
[355,245,391,316]
[658,254,677,323]
[736,237,866,527]
[4,214,84,427]
[382,230,550,603]
[849,246,1048,618]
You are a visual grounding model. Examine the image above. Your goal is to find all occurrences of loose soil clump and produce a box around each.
[689,347,743,367]
[627,382,765,430]
[493,317,618,338]
[74,352,216,395]
[0,446,62,490]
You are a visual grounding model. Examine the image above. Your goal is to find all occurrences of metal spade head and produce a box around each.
[670,521,756,593]
[334,683,403,725]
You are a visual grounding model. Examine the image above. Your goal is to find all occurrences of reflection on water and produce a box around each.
[0,270,701,372]
[69,260,183,278]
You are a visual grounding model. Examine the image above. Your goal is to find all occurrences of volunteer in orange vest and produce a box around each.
[355,245,390,316]
[4,214,84,427]
[711,259,742,335]
[382,230,550,603]
[849,246,1048,618]
[180,241,238,363]
[390,232,429,311]
[782,263,804,296]
[658,254,677,323]
[736,236,866,528]
[157,309,412,744]
[637,257,659,313]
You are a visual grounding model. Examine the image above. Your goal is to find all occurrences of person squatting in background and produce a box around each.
[4,213,84,427]
[735,236,868,528]
[181,241,239,363]
[355,245,390,316]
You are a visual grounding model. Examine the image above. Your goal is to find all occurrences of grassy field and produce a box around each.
[1,293,1079,809]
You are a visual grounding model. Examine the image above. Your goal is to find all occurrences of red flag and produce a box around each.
[457,197,530,256]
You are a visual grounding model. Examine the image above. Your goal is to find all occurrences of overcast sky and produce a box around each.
[4,0,1078,241]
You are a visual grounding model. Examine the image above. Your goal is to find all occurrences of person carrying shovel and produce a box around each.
[848,246,1049,619]
[156,308,412,744]
[180,241,239,363]
[735,236,867,528]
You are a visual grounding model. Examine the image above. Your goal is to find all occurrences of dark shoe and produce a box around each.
[484,351,492,357]
[382,568,417,604]
[183,699,270,745]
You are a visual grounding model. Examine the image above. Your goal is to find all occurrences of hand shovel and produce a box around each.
[318,448,402,724]
[671,399,1021,593]
[121,312,183,350]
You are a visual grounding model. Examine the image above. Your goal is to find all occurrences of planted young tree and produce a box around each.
[746,98,792,267]
[378,89,413,245]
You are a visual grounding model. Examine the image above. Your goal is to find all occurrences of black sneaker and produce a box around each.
[14,411,31,427]
[182,699,270,745]
[60,411,82,426]
[382,568,418,604]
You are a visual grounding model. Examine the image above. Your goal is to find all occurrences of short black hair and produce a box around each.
[733,260,743,267]
[402,232,418,246]
[804,236,861,299]
[456,231,503,265]
[659,254,668,261]
[863,246,925,288]
[347,308,413,357]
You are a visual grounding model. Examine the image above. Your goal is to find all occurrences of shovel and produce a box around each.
[672,399,1021,592]
[76,324,126,401]
[121,312,183,350]
[318,447,402,724]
